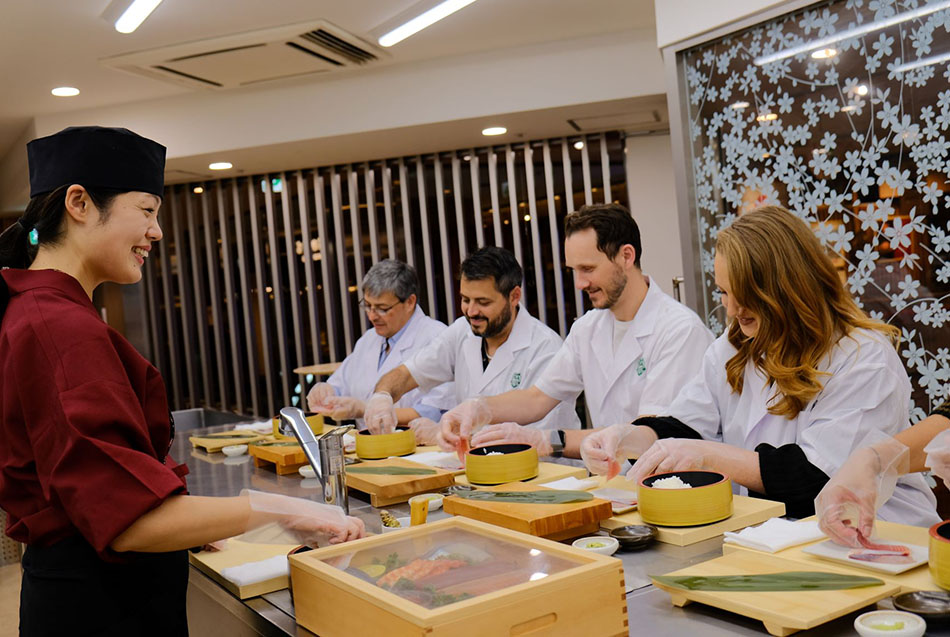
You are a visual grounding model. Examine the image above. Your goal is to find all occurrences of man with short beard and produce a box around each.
[366,247,580,444]
[439,203,713,459]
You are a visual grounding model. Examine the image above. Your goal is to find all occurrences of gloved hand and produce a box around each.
[363,392,397,434]
[580,424,641,479]
[438,398,493,459]
[925,429,950,488]
[625,438,728,485]
[311,395,365,420]
[407,417,441,445]
[815,436,909,547]
[306,383,336,412]
[470,422,552,456]
[241,489,365,546]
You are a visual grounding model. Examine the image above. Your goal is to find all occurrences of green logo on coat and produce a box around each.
[636,357,646,376]
[511,373,522,388]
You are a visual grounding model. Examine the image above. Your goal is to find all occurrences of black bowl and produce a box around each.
[893,590,950,623]
[608,524,658,551]
[641,470,727,489]
[469,443,533,455]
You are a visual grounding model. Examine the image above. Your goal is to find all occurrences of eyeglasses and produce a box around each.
[359,298,404,316]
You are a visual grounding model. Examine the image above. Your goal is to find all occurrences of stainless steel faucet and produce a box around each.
[278,407,353,514]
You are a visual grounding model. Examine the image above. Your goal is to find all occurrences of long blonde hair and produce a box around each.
[716,206,898,418]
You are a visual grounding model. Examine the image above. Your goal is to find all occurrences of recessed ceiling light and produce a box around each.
[51,87,80,97]
[523,215,531,222]
[115,0,163,34]
[209,162,232,170]
[841,104,857,113]
[856,84,869,96]
[378,0,479,47]
[482,126,507,136]
[573,141,585,150]
[193,186,204,194]
[811,47,838,59]
[730,101,750,110]
[463,154,472,161]
[756,113,778,122]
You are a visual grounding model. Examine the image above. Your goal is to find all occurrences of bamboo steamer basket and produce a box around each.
[355,427,416,460]
[929,520,950,590]
[465,443,539,485]
[637,470,733,527]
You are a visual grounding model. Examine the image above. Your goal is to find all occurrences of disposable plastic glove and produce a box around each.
[407,417,441,446]
[241,489,365,547]
[311,395,365,420]
[438,398,493,460]
[363,392,397,434]
[580,423,641,479]
[925,429,950,488]
[306,382,336,412]
[815,436,909,548]
[470,422,552,456]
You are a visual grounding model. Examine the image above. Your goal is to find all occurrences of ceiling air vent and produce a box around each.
[101,20,385,91]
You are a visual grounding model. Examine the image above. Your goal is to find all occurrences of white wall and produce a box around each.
[624,133,683,297]
[655,0,788,48]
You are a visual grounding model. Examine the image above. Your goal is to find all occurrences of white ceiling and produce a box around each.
[1,0,655,156]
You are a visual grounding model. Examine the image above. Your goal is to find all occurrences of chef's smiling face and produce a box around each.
[714,252,760,338]
[88,191,163,286]
[362,290,415,338]
[564,228,628,310]
[460,276,519,338]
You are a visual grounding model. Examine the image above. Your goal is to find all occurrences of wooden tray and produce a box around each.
[189,429,271,453]
[189,539,298,599]
[454,461,587,487]
[248,441,307,475]
[722,518,936,593]
[601,495,785,546]
[652,551,900,636]
[290,516,628,637]
[443,482,614,541]
[346,457,457,507]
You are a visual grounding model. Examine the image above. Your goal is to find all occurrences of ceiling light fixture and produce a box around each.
[754,0,950,66]
[51,86,80,97]
[115,0,163,34]
[573,141,585,150]
[482,126,507,136]
[894,50,950,73]
[756,113,778,122]
[209,162,233,170]
[841,104,857,113]
[811,48,838,59]
[193,186,204,194]
[856,84,869,96]
[378,0,479,47]
[730,101,750,110]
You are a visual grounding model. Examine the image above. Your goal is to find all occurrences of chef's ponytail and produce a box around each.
[0,185,121,269]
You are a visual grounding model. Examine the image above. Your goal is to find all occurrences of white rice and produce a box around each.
[485,451,504,456]
[651,476,692,489]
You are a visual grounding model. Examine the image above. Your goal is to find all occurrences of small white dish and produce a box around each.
[221,444,248,457]
[802,539,928,575]
[381,516,412,533]
[299,465,316,479]
[854,610,926,637]
[408,493,443,511]
[572,536,619,556]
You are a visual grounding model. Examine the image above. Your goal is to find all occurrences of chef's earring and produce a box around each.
[28,228,39,246]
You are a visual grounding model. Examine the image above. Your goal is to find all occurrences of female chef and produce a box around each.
[0,126,364,636]
[581,206,938,525]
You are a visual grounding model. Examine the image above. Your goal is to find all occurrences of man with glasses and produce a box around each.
[364,247,580,443]
[307,259,453,431]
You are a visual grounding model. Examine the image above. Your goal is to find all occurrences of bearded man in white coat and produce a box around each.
[364,247,580,443]
[307,259,453,431]
[439,203,714,458]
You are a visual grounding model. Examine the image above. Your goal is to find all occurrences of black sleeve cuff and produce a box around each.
[634,416,703,440]
[752,442,830,518]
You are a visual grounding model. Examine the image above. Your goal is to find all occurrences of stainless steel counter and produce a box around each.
[175,425,950,636]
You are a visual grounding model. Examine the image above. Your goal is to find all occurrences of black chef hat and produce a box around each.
[27,126,166,198]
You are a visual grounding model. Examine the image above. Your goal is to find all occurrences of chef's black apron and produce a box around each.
[19,535,189,636]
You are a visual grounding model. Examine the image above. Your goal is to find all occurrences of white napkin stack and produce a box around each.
[723,518,825,553]
[539,476,599,490]
[220,555,289,587]
[402,451,463,470]
[231,419,274,434]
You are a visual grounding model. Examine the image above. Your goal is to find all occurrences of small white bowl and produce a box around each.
[408,493,443,511]
[381,516,412,533]
[572,536,619,556]
[299,465,316,479]
[221,444,248,457]
[854,610,926,637]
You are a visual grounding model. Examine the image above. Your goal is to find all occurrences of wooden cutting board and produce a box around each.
[454,461,587,487]
[189,539,298,599]
[248,441,308,475]
[189,429,271,452]
[601,495,785,546]
[651,551,900,636]
[345,457,456,507]
[443,482,614,541]
[722,518,935,593]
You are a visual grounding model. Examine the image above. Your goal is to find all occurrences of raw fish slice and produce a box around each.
[606,457,621,481]
[855,530,911,555]
[456,437,470,465]
[848,550,915,564]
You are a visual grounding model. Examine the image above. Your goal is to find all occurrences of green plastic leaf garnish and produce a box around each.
[651,571,884,592]
[455,490,593,504]
[347,466,436,475]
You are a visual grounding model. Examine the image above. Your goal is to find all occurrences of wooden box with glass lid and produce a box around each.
[289,516,627,636]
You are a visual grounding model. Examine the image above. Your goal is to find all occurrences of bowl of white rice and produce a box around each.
[637,471,732,527]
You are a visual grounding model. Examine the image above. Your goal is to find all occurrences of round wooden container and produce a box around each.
[637,470,733,527]
[465,443,539,485]
[929,520,950,590]
[355,427,416,459]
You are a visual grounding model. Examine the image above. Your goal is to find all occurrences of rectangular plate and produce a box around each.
[802,539,929,575]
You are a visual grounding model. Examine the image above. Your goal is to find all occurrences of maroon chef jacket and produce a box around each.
[0,268,188,558]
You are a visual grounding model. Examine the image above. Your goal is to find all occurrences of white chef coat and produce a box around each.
[327,306,455,423]
[669,329,939,527]
[405,307,580,430]
[535,277,713,427]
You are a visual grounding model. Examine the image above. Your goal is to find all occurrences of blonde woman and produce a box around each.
[581,206,938,524]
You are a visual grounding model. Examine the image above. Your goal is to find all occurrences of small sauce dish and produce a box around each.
[299,465,316,479]
[408,493,443,511]
[221,444,248,457]
[380,516,412,533]
[854,610,926,637]
[572,536,619,556]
